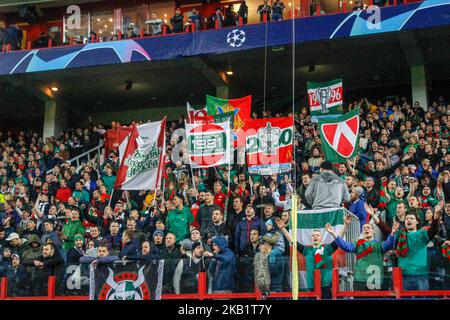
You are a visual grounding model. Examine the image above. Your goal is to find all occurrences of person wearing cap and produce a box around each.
[6,232,29,258]
[166,193,193,244]
[66,234,85,264]
[305,161,350,210]
[348,186,368,230]
[173,241,207,294]
[0,247,12,277]
[6,253,30,297]
[151,229,166,257]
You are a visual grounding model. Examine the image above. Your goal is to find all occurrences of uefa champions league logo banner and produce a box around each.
[2,0,450,75]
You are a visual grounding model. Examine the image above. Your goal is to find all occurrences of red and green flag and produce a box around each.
[318,108,360,163]
[206,95,251,147]
[244,117,293,175]
[307,79,343,118]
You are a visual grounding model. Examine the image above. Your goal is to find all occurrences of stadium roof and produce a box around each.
[1,26,450,118]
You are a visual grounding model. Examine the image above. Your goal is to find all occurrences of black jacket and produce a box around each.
[170,14,184,33]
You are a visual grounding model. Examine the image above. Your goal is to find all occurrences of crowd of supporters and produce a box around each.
[0,95,448,298]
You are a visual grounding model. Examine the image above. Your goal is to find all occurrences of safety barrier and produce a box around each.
[46,142,104,175]
[331,267,450,299]
[0,0,412,53]
[1,266,449,300]
[0,269,322,300]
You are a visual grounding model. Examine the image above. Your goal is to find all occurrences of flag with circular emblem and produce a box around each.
[318,108,360,163]
[244,117,294,175]
[186,119,231,168]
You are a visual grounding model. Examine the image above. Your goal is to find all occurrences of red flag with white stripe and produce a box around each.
[114,118,167,190]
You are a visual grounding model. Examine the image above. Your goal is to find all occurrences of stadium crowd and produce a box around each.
[0,95,449,298]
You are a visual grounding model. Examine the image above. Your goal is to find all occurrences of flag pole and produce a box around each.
[291,193,299,300]
[108,188,115,208]
[291,4,299,301]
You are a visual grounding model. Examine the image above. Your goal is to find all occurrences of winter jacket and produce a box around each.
[22,235,43,273]
[197,203,222,236]
[305,171,350,209]
[62,219,86,250]
[67,247,84,264]
[348,198,368,230]
[41,231,63,250]
[7,266,29,296]
[203,221,229,242]
[119,240,139,259]
[208,236,236,292]
[173,251,207,294]
[162,245,182,293]
[12,238,29,258]
[166,206,194,243]
[225,209,245,251]
[170,14,184,33]
[33,251,65,295]
[235,216,267,255]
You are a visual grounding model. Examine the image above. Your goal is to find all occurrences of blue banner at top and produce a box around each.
[0,0,449,76]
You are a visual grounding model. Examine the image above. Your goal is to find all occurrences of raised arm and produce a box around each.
[381,221,399,253]
[428,202,444,241]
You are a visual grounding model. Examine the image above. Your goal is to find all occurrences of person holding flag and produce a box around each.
[275,216,343,299]
[325,214,400,291]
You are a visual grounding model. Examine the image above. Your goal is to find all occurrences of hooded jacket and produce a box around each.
[22,235,43,271]
[173,251,207,294]
[348,196,368,231]
[62,219,86,250]
[305,171,350,209]
[208,236,236,291]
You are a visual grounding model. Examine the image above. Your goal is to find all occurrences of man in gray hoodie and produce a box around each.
[305,161,350,209]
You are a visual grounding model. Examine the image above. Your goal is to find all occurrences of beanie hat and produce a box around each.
[353,187,364,197]
[153,230,164,238]
[190,221,200,230]
[191,241,203,251]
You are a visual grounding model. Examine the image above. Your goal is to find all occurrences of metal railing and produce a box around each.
[1,267,449,300]
[46,142,104,175]
[0,269,323,300]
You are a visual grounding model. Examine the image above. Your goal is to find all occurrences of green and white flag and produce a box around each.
[295,208,345,246]
[186,119,231,168]
[307,79,343,118]
[318,108,360,163]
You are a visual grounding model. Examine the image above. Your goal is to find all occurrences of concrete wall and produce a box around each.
[87,105,187,126]
[43,99,68,139]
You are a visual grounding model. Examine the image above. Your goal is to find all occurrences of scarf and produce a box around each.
[355,239,373,260]
[314,245,326,269]
[395,230,408,257]
[442,245,450,261]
